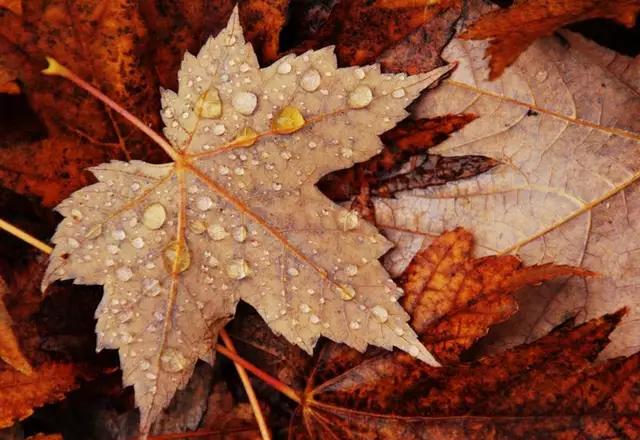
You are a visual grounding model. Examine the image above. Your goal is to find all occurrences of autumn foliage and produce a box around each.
[1,0,640,439]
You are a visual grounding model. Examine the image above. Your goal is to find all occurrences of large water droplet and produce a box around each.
[71,209,83,221]
[272,106,305,134]
[85,224,102,239]
[232,226,247,242]
[195,88,222,118]
[207,224,228,241]
[299,303,311,313]
[339,210,359,231]
[112,229,126,241]
[371,305,389,323]
[143,278,161,297]
[336,284,356,301]
[161,348,188,372]
[227,259,250,280]
[163,240,191,273]
[277,61,292,74]
[300,69,321,92]
[231,91,258,115]
[196,196,213,211]
[348,85,373,109]
[131,237,145,249]
[344,264,358,276]
[391,88,406,98]
[232,127,258,147]
[116,266,133,282]
[143,203,167,230]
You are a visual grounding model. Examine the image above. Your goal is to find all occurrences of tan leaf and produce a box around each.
[43,8,452,436]
[0,362,81,428]
[376,0,640,358]
[0,277,31,375]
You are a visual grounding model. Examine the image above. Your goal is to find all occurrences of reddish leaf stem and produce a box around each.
[220,329,272,440]
[41,57,180,162]
[215,343,302,404]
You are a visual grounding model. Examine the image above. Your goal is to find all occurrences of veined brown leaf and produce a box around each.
[376,0,640,358]
[42,8,451,436]
[0,276,31,374]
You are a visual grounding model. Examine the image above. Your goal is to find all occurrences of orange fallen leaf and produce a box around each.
[460,0,640,79]
[400,228,595,362]
[0,276,31,375]
[0,362,83,428]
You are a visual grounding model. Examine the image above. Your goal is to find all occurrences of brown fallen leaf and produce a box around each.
[400,228,594,363]
[0,0,164,206]
[289,309,637,439]
[42,9,451,435]
[377,0,640,359]
[321,114,497,223]
[0,276,31,375]
[293,0,464,73]
[460,0,640,79]
[0,362,83,429]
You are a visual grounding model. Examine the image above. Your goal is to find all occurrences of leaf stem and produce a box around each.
[215,343,302,404]
[220,329,272,440]
[41,57,180,162]
[0,218,53,254]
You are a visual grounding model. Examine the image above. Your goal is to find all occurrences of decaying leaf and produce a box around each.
[0,362,82,428]
[42,8,452,435]
[319,114,484,201]
[0,277,31,375]
[401,228,593,362]
[293,0,464,74]
[377,0,640,358]
[290,310,639,439]
[460,0,640,79]
[0,0,164,206]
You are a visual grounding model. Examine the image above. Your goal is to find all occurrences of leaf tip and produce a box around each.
[42,57,70,78]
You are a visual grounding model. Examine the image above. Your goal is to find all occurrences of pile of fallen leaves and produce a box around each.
[1,0,639,439]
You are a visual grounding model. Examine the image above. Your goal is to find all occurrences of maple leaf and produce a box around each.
[287,310,639,439]
[460,0,640,79]
[400,228,593,362]
[377,0,640,358]
[41,8,453,435]
[0,362,83,428]
[0,276,31,375]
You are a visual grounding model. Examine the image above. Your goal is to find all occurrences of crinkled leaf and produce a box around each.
[377,0,640,358]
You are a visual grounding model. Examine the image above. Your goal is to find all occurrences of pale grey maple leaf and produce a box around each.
[376,0,640,358]
[41,7,450,435]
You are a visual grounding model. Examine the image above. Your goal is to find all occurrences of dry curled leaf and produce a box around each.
[43,8,451,436]
[289,310,637,439]
[401,228,593,362]
[460,0,640,79]
[0,362,82,429]
[377,0,640,358]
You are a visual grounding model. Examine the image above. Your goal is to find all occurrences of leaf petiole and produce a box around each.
[42,57,181,162]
